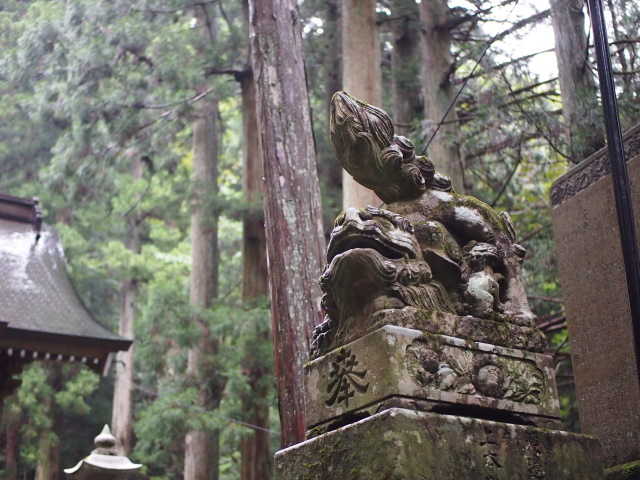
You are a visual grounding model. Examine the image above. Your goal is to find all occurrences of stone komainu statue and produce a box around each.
[312,92,537,357]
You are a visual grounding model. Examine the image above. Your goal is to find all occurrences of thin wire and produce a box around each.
[129,380,280,436]
[421,0,522,156]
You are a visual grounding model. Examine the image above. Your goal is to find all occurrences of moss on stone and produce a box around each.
[277,409,604,479]
[306,425,327,440]
[605,460,640,480]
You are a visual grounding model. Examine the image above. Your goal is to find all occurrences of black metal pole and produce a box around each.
[586,0,640,382]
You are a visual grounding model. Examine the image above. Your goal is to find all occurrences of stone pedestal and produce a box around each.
[276,408,603,480]
[274,322,604,479]
[551,124,640,472]
[306,325,560,432]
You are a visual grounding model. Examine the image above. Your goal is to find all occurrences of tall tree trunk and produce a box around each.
[342,0,382,208]
[238,4,273,477]
[249,0,327,448]
[319,0,344,232]
[4,404,20,480]
[550,0,604,163]
[239,76,272,478]
[419,0,464,192]
[34,417,60,480]
[34,369,61,480]
[607,0,631,91]
[325,1,342,112]
[184,102,220,480]
[391,0,422,137]
[111,158,142,457]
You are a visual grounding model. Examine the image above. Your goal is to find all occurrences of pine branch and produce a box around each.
[490,148,522,207]
[445,0,517,30]
[205,67,244,76]
[610,37,640,46]
[130,0,222,15]
[456,48,556,81]
[501,72,569,159]
[464,133,541,158]
[537,315,566,331]
[492,9,551,42]
[519,226,544,243]
[376,11,417,26]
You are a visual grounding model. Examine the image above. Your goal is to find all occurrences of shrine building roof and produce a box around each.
[0,194,131,374]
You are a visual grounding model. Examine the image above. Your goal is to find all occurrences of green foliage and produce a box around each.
[1,1,279,478]
[10,363,100,471]
[4,0,639,476]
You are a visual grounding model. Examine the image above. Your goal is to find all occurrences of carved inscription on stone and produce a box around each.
[405,339,544,405]
[325,348,369,407]
[480,425,502,480]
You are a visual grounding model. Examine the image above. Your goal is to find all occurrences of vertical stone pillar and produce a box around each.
[551,124,640,477]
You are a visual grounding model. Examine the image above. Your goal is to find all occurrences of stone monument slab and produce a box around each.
[551,123,640,469]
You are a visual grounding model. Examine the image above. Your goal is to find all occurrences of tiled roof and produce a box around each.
[0,220,124,340]
[0,195,130,374]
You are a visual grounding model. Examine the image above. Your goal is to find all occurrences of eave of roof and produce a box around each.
[0,203,131,371]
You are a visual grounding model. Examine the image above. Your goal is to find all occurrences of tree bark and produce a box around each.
[34,421,60,480]
[238,4,273,475]
[248,0,326,447]
[391,0,422,137]
[324,1,342,113]
[319,0,344,233]
[4,406,20,480]
[238,70,273,480]
[34,373,60,480]
[184,102,221,480]
[550,0,604,163]
[111,158,142,457]
[419,0,464,192]
[342,0,382,208]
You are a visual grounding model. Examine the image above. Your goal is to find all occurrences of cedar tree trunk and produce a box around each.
[111,158,142,456]
[342,0,382,208]
[248,0,326,447]
[184,102,221,480]
[239,69,273,480]
[419,0,464,192]
[391,0,422,137]
[550,0,604,163]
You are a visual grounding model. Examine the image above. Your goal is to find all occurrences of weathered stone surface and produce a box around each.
[306,326,560,430]
[605,460,640,480]
[313,307,546,358]
[551,127,640,468]
[64,425,142,479]
[313,93,541,360]
[275,408,604,480]
[274,92,603,480]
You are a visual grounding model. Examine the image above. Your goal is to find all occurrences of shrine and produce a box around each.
[0,194,132,419]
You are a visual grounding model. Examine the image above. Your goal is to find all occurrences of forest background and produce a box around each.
[1,0,639,479]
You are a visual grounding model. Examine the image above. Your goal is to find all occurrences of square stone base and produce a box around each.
[275,409,604,479]
[306,326,560,430]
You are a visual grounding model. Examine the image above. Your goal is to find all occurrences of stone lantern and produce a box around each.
[64,425,142,479]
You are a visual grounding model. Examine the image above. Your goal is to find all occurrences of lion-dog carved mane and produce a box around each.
[311,92,537,358]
